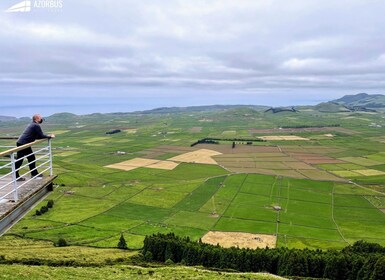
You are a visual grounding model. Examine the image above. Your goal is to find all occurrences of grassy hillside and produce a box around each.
[333,93,385,108]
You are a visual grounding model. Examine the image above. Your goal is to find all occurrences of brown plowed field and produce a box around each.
[298,170,346,181]
[249,127,357,135]
[202,231,276,249]
[195,144,281,153]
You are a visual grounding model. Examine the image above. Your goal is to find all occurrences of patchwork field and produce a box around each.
[2,107,385,254]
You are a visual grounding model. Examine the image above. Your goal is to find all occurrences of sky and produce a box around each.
[1,0,385,117]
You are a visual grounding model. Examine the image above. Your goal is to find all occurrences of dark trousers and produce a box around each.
[15,143,38,178]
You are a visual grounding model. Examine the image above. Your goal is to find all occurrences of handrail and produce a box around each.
[0,139,47,157]
[0,138,53,202]
[0,137,18,140]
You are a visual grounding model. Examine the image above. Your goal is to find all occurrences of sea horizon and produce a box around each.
[0,98,327,119]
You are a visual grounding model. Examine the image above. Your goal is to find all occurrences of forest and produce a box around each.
[142,233,385,280]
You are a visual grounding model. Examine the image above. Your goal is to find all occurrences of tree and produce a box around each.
[47,200,54,208]
[144,251,153,262]
[57,238,68,247]
[371,256,385,280]
[118,234,128,250]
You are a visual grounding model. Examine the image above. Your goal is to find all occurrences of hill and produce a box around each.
[333,93,385,108]
[313,102,351,113]
[0,115,17,122]
[139,104,269,114]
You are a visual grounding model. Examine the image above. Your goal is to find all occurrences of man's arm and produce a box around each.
[34,123,55,139]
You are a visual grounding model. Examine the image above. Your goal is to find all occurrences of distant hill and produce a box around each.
[333,93,385,108]
[313,102,352,113]
[139,105,269,114]
[0,115,17,122]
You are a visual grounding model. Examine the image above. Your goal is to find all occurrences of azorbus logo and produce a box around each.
[6,1,31,12]
[5,0,63,13]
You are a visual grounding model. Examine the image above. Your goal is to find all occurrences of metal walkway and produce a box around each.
[0,138,56,234]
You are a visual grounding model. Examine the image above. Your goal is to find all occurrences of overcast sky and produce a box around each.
[1,0,385,117]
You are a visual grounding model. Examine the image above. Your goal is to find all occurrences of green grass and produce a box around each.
[279,235,347,249]
[334,206,385,223]
[278,223,343,241]
[340,157,383,166]
[128,189,188,208]
[86,233,145,249]
[129,223,206,241]
[173,176,226,211]
[0,264,282,280]
[279,213,336,229]
[214,217,276,234]
[284,200,332,219]
[333,183,379,195]
[79,214,144,232]
[105,202,176,223]
[23,224,116,245]
[165,210,219,229]
[32,195,118,224]
[333,194,375,208]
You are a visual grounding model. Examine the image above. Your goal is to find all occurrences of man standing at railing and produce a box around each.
[15,114,55,181]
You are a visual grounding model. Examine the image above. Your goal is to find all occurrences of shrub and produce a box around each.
[47,200,54,208]
[117,234,128,250]
[56,238,68,247]
[144,251,153,262]
[40,206,48,214]
[165,258,174,265]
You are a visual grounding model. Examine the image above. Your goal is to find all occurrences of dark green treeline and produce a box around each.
[142,233,385,280]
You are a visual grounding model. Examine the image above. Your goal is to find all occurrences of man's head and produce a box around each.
[32,114,43,124]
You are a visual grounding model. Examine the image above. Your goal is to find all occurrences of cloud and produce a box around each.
[1,0,385,114]
[281,58,334,71]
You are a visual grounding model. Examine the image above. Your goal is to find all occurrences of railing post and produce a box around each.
[48,138,53,176]
[10,152,18,202]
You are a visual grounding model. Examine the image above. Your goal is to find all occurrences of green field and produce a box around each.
[1,107,385,274]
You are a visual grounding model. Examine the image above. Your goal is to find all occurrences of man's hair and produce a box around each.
[32,114,40,122]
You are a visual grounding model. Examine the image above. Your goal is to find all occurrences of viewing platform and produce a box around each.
[0,138,56,235]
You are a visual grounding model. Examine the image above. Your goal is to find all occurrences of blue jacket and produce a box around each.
[17,122,50,145]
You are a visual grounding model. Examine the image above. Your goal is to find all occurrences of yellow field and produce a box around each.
[202,231,276,249]
[168,149,222,165]
[105,158,179,171]
[79,137,110,143]
[49,130,71,135]
[54,151,80,157]
[258,135,310,141]
[331,170,362,178]
[353,169,385,176]
[222,130,237,136]
[146,161,179,170]
[124,129,137,134]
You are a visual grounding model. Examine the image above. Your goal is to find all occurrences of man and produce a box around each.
[15,114,55,181]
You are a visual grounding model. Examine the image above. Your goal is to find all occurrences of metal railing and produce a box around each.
[0,138,53,202]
